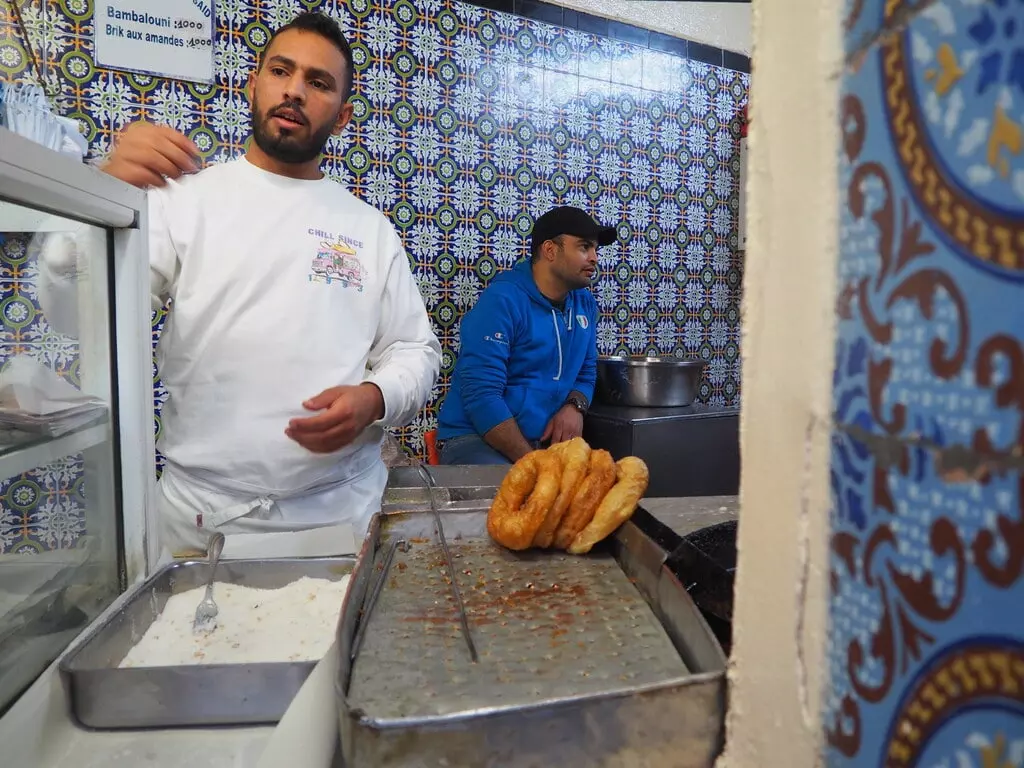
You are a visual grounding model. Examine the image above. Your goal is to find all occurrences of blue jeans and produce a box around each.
[438,434,511,465]
[439,434,546,465]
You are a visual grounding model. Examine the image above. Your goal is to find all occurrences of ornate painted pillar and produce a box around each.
[722,1,1024,765]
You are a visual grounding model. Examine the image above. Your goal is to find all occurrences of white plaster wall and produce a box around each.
[551,1,751,54]
[709,0,842,763]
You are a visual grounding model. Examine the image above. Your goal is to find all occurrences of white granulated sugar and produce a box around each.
[120,575,351,667]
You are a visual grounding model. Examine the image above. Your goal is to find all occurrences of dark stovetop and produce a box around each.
[587,402,740,424]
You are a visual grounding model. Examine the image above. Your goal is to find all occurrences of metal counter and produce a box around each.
[642,497,739,539]
[583,403,740,498]
[384,471,739,544]
[338,492,727,766]
[383,466,741,662]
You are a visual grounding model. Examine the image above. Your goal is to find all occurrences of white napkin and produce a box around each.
[0,356,102,415]
[56,116,88,159]
[256,641,341,768]
[3,83,63,151]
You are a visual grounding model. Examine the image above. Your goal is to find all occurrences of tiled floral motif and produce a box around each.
[0,232,89,554]
[827,0,1024,764]
[0,453,87,553]
[1,0,747,552]
[0,234,80,380]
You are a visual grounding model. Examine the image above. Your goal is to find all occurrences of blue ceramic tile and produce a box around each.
[541,68,578,112]
[687,41,723,69]
[827,0,1024,764]
[0,453,87,552]
[722,50,750,74]
[649,30,688,60]
[844,0,888,57]
[575,12,608,39]
[610,42,644,88]
[543,27,578,74]
[608,20,648,49]
[514,0,561,27]
[578,40,612,83]
[466,0,513,15]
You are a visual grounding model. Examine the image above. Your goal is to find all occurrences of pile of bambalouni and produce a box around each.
[486,438,649,555]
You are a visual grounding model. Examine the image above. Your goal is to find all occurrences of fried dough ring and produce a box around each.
[552,449,617,551]
[487,450,563,550]
[532,438,591,548]
[568,456,650,555]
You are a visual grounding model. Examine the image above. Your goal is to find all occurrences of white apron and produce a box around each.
[158,456,388,559]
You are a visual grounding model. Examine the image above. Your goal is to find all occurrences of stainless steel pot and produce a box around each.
[594,355,706,407]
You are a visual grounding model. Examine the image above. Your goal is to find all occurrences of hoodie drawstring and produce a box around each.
[551,309,563,381]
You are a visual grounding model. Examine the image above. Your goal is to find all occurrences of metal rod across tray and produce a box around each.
[59,557,355,729]
[336,505,727,767]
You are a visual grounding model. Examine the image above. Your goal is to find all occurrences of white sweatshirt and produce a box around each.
[147,157,440,498]
[38,157,440,506]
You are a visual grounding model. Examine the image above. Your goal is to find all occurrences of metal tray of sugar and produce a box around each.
[335,504,728,767]
[59,556,354,729]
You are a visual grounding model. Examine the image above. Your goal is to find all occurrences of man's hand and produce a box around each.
[103,122,200,188]
[541,404,584,445]
[286,384,385,454]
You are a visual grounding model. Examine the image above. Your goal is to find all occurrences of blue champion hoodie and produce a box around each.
[437,260,598,442]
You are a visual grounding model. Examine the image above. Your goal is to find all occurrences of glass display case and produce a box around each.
[0,127,156,713]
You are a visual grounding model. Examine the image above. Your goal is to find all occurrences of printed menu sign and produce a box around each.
[94,1,214,83]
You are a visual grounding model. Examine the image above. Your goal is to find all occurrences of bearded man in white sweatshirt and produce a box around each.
[73,12,440,555]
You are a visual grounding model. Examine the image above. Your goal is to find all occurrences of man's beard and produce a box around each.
[251,96,334,164]
[568,273,593,289]
[555,249,593,289]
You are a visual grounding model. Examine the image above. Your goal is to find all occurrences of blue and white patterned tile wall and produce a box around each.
[0,0,747,553]
[826,0,1024,764]
[0,233,88,554]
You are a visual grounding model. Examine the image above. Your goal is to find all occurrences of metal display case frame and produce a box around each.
[0,126,158,712]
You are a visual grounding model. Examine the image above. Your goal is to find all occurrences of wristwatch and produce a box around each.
[565,394,588,414]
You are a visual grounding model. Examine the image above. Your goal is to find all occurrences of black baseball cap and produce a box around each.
[531,206,617,251]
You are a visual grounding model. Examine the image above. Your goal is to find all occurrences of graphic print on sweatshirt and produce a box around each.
[307,238,365,292]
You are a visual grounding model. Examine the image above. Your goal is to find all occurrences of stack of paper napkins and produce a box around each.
[0,356,107,437]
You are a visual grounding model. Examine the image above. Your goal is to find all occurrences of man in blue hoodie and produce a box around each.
[436,206,616,464]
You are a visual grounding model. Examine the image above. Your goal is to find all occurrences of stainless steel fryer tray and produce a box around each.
[336,506,727,767]
[59,556,354,729]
